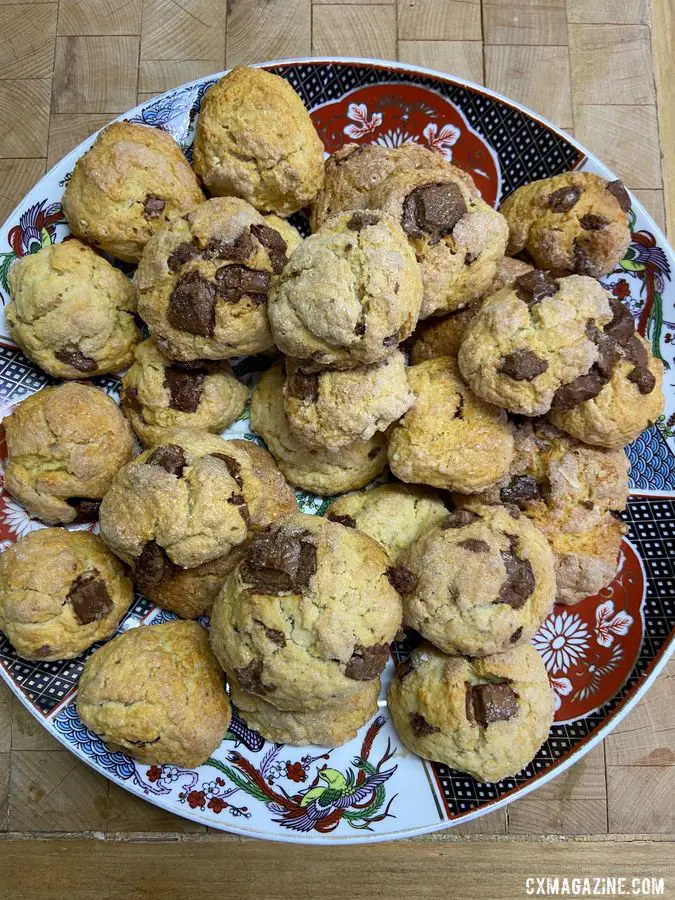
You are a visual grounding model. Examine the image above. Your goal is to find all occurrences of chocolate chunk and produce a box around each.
[588,328,620,379]
[497,539,535,609]
[410,713,439,737]
[367,446,382,460]
[346,211,380,231]
[235,658,273,694]
[215,265,270,304]
[326,512,356,528]
[143,195,165,219]
[241,530,317,594]
[607,179,631,213]
[387,565,418,595]
[551,370,606,410]
[168,241,200,272]
[136,541,175,589]
[401,182,467,239]
[572,240,594,275]
[164,367,205,413]
[627,364,656,394]
[121,385,143,415]
[453,394,464,420]
[548,184,582,213]
[67,571,113,625]
[507,505,521,519]
[345,643,389,680]
[500,475,540,505]
[582,500,595,510]
[396,658,414,681]
[510,626,523,644]
[203,230,255,264]
[354,321,366,336]
[211,453,242,486]
[514,270,559,305]
[458,538,490,553]
[254,621,286,647]
[67,497,101,523]
[498,349,549,381]
[625,335,648,368]
[466,682,518,727]
[442,509,479,529]
[35,645,51,658]
[251,223,287,253]
[54,345,98,373]
[286,371,319,402]
[579,214,609,231]
[227,492,250,525]
[605,298,635,346]
[167,271,216,336]
[146,444,186,477]
[383,333,399,348]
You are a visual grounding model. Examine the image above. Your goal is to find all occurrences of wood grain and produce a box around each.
[397,0,482,41]
[398,41,484,83]
[0,80,50,157]
[482,0,568,45]
[141,0,226,61]
[485,44,573,128]
[57,0,143,35]
[651,0,674,238]
[47,112,113,166]
[567,0,649,24]
[52,36,140,114]
[313,4,396,58]
[0,159,46,221]
[569,24,655,105]
[0,3,57,81]
[226,0,311,67]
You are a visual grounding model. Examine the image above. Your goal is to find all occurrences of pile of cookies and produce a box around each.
[0,66,664,784]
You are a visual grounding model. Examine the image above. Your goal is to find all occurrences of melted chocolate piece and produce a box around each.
[410,713,439,737]
[466,682,518,726]
[326,512,357,528]
[241,530,317,594]
[499,475,540,506]
[572,240,594,275]
[250,224,288,273]
[354,321,366,336]
[55,345,97,373]
[510,626,523,644]
[607,179,631,212]
[590,329,621,379]
[121,385,143,415]
[235,658,273,694]
[346,211,380,231]
[497,538,535,609]
[211,453,242,486]
[627,364,656,394]
[203,230,255,264]
[458,538,490,553]
[579,214,609,231]
[67,571,113,625]
[254,621,286,647]
[345,643,389,680]
[167,241,200,272]
[164,367,205,413]
[67,498,101,523]
[454,394,464,420]
[498,349,549,381]
[167,271,216,336]
[548,184,582,213]
[514,270,559,305]
[367,446,382,460]
[387,565,418,595]
[551,370,607,410]
[442,509,479,529]
[382,333,399,348]
[605,298,635,346]
[136,541,175,589]
[35,645,51,658]
[286,371,319,402]
[625,335,648,368]
[146,444,186,476]
[215,265,270,304]
[227,492,250,526]
[401,182,467,239]
[143,195,165,219]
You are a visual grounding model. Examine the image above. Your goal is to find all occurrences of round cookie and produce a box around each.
[100,431,297,571]
[77,620,230,767]
[209,513,403,711]
[193,66,324,215]
[6,239,141,379]
[500,172,631,278]
[120,339,249,446]
[0,529,133,661]
[400,504,555,656]
[388,356,514,494]
[326,483,449,561]
[3,383,134,525]
[388,641,554,782]
[268,210,422,370]
[229,679,380,747]
[137,551,244,620]
[249,361,388,495]
[136,197,302,362]
[458,272,614,416]
[282,351,413,451]
[63,122,204,263]
[370,166,508,318]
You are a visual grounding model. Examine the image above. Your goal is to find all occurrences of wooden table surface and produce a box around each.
[1,0,674,895]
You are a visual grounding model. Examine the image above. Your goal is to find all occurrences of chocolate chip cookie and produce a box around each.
[77,620,231,767]
[249,361,388,495]
[209,513,402,710]
[387,356,514,493]
[388,641,554,782]
[193,66,324,216]
[3,383,134,525]
[268,210,422,370]
[458,273,614,415]
[500,172,631,278]
[120,338,249,446]
[136,196,302,362]
[63,122,204,263]
[0,529,133,661]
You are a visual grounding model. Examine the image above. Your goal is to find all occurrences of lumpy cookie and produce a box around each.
[500,172,631,278]
[120,339,248,446]
[268,210,422,370]
[282,351,413,451]
[388,641,554,782]
[370,166,508,318]
[136,197,302,362]
[3,383,134,525]
[63,122,204,263]
[401,504,555,656]
[0,529,133,661]
[77,620,230,767]
[388,356,514,493]
[6,239,141,379]
[100,430,296,570]
[139,551,246,619]
[229,679,379,747]
[209,513,402,711]
[458,273,614,416]
[326,483,449,561]
[249,361,388,495]
[193,66,324,215]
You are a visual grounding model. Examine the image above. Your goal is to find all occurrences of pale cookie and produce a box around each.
[209,513,402,711]
[3,383,134,525]
[63,122,204,263]
[120,339,249,446]
[387,356,514,494]
[77,620,231,768]
[250,361,388,495]
[193,66,324,215]
[388,641,554,783]
[0,529,133,661]
[268,210,422,370]
[136,197,302,362]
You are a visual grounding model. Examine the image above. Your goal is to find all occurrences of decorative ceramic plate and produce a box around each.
[0,58,673,844]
